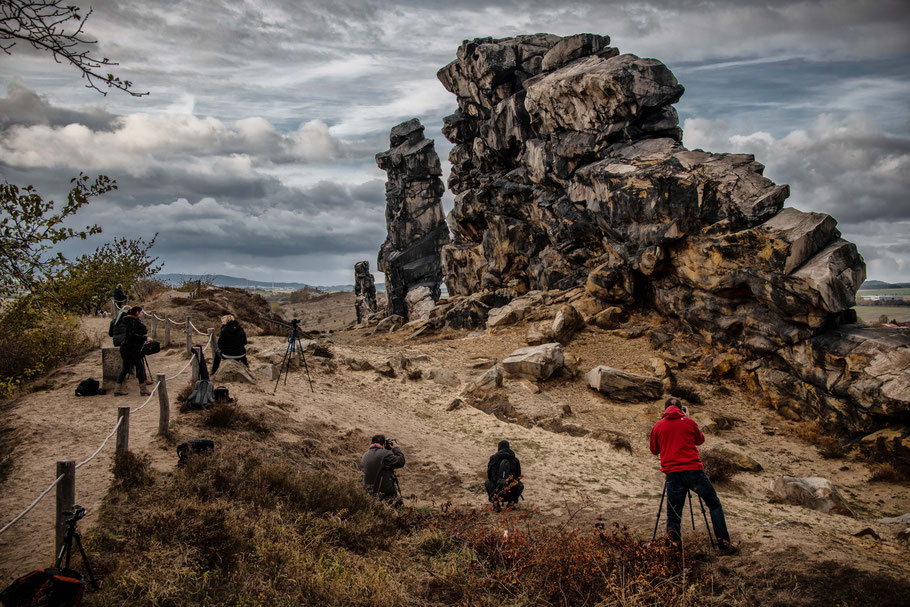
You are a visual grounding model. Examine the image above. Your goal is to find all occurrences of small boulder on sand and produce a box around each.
[502,343,564,381]
[771,476,854,516]
[212,359,256,384]
[585,365,663,401]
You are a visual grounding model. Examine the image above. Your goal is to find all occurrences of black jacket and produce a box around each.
[112,287,126,303]
[217,320,247,356]
[360,446,405,499]
[119,315,147,356]
[487,448,521,484]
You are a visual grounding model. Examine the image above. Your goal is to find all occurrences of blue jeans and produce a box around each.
[665,470,730,545]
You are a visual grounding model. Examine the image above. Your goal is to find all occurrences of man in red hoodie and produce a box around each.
[649,398,735,554]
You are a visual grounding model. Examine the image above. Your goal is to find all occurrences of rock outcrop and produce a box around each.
[376,118,450,321]
[771,476,854,516]
[354,260,378,323]
[434,32,909,458]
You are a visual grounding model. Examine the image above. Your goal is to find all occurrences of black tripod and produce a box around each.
[55,505,99,590]
[273,318,314,395]
[651,479,716,551]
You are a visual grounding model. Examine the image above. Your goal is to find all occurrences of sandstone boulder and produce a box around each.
[502,343,565,380]
[212,359,257,384]
[527,322,554,345]
[702,445,762,472]
[771,476,854,516]
[551,303,584,343]
[487,298,533,328]
[585,365,663,401]
[592,306,624,329]
[462,366,504,395]
[374,315,405,334]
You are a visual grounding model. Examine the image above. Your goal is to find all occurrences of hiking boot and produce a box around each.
[113,383,128,396]
[717,541,738,556]
[139,384,151,396]
[144,379,155,385]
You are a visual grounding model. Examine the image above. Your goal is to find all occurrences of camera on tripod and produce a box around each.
[63,505,87,524]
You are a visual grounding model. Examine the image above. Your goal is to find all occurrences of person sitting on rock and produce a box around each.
[360,434,405,506]
[114,306,150,396]
[649,397,737,555]
[485,439,523,511]
[211,314,248,374]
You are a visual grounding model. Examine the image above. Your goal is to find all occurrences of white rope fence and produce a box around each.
[0,336,213,539]
[189,321,208,335]
[0,475,65,536]
[76,417,124,470]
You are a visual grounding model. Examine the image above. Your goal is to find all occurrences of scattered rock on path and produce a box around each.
[212,359,257,384]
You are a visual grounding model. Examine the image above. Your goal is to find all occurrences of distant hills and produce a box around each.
[861,280,910,290]
[157,273,384,292]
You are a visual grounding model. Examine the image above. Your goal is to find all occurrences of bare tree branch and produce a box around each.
[0,0,147,96]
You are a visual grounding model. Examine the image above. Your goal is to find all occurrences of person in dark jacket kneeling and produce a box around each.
[360,434,405,506]
[649,397,736,555]
[211,315,248,374]
[114,306,150,397]
[485,440,523,511]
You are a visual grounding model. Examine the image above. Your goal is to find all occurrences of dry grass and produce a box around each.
[701,450,737,485]
[868,463,909,483]
[790,421,846,459]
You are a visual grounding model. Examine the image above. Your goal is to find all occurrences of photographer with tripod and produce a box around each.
[649,398,737,555]
[360,434,405,506]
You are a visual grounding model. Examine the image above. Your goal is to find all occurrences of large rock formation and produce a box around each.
[353,260,378,323]
[376,118,450,321]
[436,33,909,455]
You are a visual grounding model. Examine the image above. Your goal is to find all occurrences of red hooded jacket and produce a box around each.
[649,405,705,473]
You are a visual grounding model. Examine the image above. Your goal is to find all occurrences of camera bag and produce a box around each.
[213,386,229,402]
[177,438,215,467]
[140,340,160,355]
[74,378,105,397]
[0,568,85,606]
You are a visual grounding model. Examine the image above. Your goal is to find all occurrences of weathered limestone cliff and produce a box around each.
[435,33,908,459]
[376,118,450,321]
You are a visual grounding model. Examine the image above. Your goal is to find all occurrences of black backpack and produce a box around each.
[108,310,128,347]
[177,439,215,467]
[497,457,520,486]
[74,378,105,397]
[0,568,85,606]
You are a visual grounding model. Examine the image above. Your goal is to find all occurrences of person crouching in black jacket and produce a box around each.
[485,440,523,511]
[114,306,150,396]
[211,315,248,374]
[361,434,405,506]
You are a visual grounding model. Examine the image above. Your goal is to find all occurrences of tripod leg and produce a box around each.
[273,337,293,394]
[54,537,68,569]
[651,479,666,541]
[688,490,696,531]
[698,495,717,551]
[292,334,315,393]
[73,532,99,590]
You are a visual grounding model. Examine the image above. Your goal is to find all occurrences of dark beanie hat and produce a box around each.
[498,440,510,450]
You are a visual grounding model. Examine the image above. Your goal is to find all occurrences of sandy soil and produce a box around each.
[1,297,908,592]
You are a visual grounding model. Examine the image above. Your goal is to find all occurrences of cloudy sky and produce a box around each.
[1,0,909,285]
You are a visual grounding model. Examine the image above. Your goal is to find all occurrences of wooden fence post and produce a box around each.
[110,300,116,317]
[207,328,215,355]
[157,374,169,436]
[164,317,171,347]
[55,460,76,560]
[116,407,130,455]
[185,315,192,354]
[191,350,200,382]
[149,313,157,338]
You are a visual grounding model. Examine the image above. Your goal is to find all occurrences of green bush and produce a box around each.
[0,298,91,398]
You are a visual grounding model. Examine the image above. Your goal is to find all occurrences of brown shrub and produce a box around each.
[202,399,272,435]
[112,451,154,490]
[791,421,846,459]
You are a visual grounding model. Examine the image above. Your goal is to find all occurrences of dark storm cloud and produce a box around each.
[0,81,117,131]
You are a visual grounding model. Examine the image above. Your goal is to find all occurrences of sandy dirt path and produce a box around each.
[2,316,909,589]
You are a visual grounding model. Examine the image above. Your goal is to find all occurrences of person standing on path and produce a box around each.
[649,397,736,555]
[112,283,127,309]
[114,306,150,396]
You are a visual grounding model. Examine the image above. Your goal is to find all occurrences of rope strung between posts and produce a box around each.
[0,474,64,537]
[76,416,124,470]
[166,352,197,380]
[131,381,161,413]
[189,321,208,335]
[153,314,167,321]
